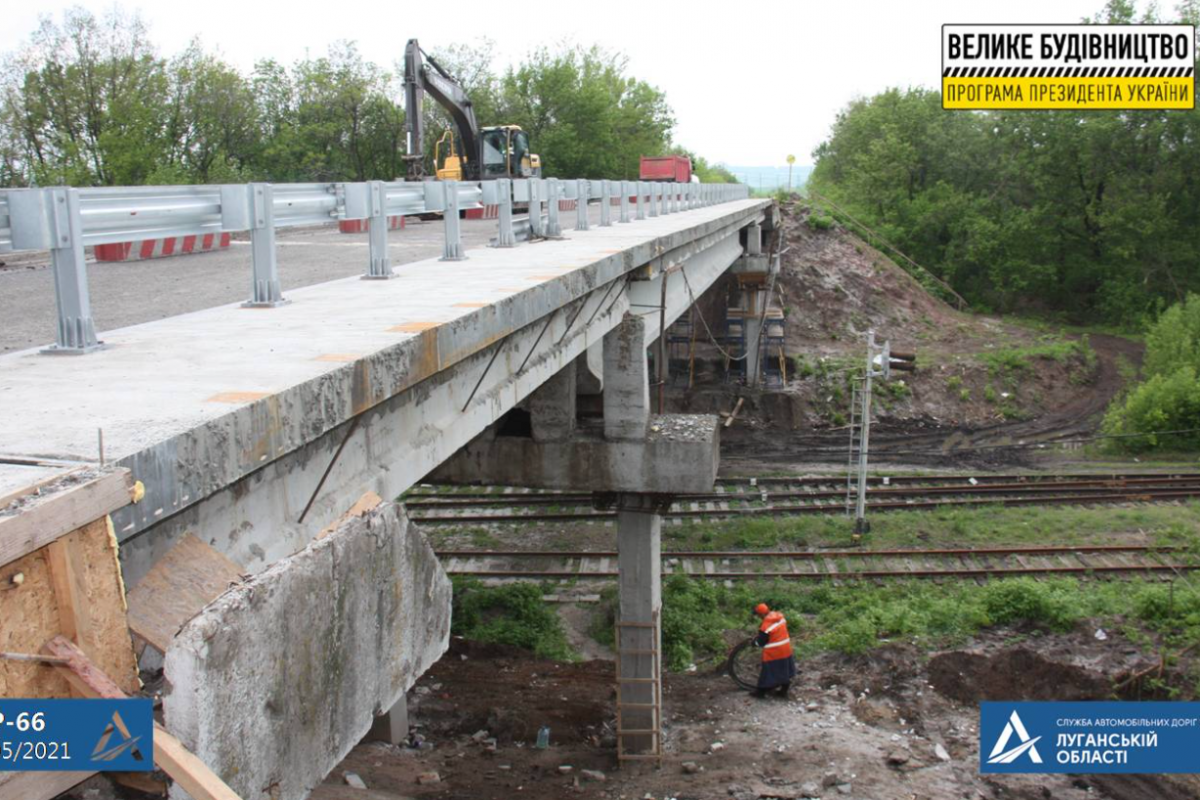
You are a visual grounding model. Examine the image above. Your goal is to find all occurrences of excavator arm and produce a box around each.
[404,39,480,180]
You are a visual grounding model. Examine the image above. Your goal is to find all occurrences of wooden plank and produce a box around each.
[44,637,244,800]
[0,465,84,510]
[0,469,134,568]
[111,772,169,796]
[45,538,93,646]
[126,534,244,654]
[153,725,243,800]
[44,536,95,698]
[316,491,383,540]
[0,770,96,800]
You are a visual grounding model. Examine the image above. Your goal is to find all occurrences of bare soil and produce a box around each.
[667,203,1142,471]
[312,629,1199,800]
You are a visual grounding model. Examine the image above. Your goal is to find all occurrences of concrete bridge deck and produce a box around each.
[0,197,769,582]
[0,193,773,800]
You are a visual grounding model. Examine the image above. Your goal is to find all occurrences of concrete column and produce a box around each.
[615,493,664,756]
[746,223,763,256]
[367,695,409,745]
[603,313,649,441]
[529,361,576,442]
[744,312,763,387]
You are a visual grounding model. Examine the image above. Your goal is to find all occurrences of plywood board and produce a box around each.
[0,516,138,699]
[126,534,243,653]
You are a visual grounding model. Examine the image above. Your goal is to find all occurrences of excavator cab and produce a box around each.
[481,126,541,179]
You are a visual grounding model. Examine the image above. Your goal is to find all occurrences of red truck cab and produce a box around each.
[639,155,692,183]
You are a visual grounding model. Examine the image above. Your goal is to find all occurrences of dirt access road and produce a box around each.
[717,333,1142,472]
[309,632,1199,800]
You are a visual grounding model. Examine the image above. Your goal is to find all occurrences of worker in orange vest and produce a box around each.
[752,603,796,698]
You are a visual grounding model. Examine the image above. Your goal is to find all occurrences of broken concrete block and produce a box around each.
[164,504,452,800]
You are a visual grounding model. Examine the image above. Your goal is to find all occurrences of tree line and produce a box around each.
[807,1,1200,327]
[0,7,736,188]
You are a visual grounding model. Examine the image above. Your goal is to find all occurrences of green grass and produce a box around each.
[978,336,1093,378]
[662,501,1200,551]
[639,573,1200,672]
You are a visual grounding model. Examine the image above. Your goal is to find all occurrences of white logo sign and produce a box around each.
[988,710,1044,764]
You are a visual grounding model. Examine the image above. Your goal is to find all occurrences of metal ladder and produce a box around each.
[614,610,663,767]
[845,381,861,515]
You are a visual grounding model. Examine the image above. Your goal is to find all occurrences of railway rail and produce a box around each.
[436,544,1199,582]
[404,472,1200,524]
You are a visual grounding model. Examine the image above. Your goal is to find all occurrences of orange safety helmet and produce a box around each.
[754,603,769,616]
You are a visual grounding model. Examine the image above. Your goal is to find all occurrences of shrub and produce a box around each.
[451,578,575,660]
[808,214,835,231]
[1102,366,1200,453]
[981,578,1080,630]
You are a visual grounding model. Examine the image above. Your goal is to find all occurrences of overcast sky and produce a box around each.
[2,0,1109,166]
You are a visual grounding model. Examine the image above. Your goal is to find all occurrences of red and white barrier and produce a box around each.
[338,216,406,234]
[94,232,231,262]
[465,205,500,220]
[558,199,577,212]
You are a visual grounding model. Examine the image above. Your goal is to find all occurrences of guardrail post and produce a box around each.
[600,180,613,227]
[495,178,516,247]
[636,182,647,221]
[546,178,562,237]
[619,181,631,223]
[441,180,466,261]
[529,179,545,238]
[40,187,102,353]
[364,180,394,279]
[244,183,287,307]
[575,180,589,231]
[648,183,659,218]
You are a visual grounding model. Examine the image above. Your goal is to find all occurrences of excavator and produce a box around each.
[403,39,541,182]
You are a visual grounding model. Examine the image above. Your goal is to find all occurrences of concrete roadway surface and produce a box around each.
[0,209,600,353]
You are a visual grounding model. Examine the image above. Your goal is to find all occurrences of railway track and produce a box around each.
[405,472,1200,524]
[436,544,1200,582]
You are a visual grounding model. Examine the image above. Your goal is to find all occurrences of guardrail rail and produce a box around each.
[0,178,749,354]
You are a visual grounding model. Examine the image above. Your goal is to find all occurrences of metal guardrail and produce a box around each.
[0,178,750,354]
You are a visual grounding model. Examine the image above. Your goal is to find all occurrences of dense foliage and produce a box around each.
[450,578,575,660]
[1104,294,1200,451]
[0,8,730,187]
[808,2,1200,326]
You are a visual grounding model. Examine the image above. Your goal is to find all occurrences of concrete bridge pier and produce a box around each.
[605,491,667,758]
[733,221,778,388]
[435,312,721,759]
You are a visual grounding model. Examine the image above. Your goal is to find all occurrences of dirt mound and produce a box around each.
[776,202,968,355]
[929,648,1110,705]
